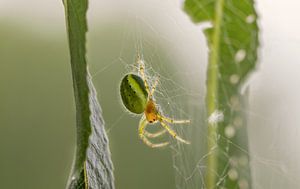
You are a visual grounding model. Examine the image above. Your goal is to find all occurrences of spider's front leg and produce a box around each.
[136,54,150,94]
[149,76,159,99]
[144,129,167,138]
[138,116,169,148]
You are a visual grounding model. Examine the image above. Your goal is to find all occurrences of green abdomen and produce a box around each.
[120,74,148,114]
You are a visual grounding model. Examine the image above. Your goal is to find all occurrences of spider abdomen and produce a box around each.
[120,74,148,114]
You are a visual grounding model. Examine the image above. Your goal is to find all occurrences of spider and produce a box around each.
[120,54,190,148]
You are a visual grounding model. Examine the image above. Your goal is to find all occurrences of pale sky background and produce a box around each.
[1,0,299,188]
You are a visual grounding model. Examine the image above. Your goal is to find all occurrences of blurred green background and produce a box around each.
[0,22,178,189]
[2,0,300,189]
[0,0,207,188]
[0,23,73,188]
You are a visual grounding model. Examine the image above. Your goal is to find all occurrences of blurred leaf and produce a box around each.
[184,0,259,188]
[63,0,114,188]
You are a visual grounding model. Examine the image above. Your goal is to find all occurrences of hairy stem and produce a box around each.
[205,0,224,188]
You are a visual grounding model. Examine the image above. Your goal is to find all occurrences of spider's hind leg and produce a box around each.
[160,121,190,144]
[144,129,167,138]
[158,114,190,124]
[139,116,169,148]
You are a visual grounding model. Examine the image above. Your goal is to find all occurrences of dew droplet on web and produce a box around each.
[235,49,246,63]
[230,74,240,85]
[225,125,236,138]
[246,14,255,24]
[228,168,239,180]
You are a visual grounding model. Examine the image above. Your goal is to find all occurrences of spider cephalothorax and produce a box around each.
[144,99,158,123]
[120,54,190,148]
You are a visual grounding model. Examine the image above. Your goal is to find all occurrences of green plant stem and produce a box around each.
[205,0,224,188]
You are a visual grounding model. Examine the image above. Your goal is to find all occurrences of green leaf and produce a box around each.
[62,0,114,188]
[184,0,259,188]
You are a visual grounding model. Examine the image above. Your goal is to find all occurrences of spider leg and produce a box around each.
[149,76,159,98]
[160,121,190,144]
[139,116,169,148]
[158,114,190,124]
[137,54,150,94]
[144,129,167,138]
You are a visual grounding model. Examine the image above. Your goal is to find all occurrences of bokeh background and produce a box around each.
[1,0,300,189]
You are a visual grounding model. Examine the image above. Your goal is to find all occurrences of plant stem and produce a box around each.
[205,0,224,188]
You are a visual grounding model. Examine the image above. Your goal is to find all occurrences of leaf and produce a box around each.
[62,0,115,188]
[184,0,259,188]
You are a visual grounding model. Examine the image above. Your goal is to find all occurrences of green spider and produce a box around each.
[120,54,190,148]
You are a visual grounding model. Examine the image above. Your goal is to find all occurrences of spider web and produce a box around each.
[87,0,300,189]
